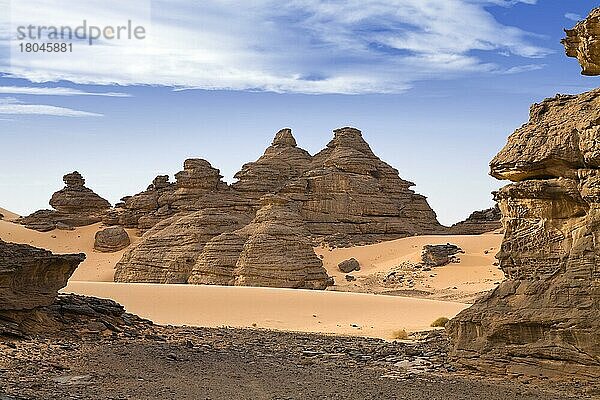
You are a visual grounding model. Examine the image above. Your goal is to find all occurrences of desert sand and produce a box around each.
[318,233,503,302]
[1,207,501,339]
[0,219,139,282]
[63,281,468,339]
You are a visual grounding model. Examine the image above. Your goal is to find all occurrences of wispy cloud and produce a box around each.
[3,0,550,94]
[0,86,130,97]
[0,97,103,117]
[565,13,583,22]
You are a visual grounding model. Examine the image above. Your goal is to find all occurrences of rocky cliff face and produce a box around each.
[281,127,443,246]
[18,172,111,232]
[447,88,600,379]
[188,195,331,289]
[0,239,84,311]
[448,205,501,235]
[562,8,600,76]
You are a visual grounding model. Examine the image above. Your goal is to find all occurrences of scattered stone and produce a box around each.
[345,275,356,282]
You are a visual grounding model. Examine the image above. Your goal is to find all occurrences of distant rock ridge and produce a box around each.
[562,8,600,76]
[447,88,600,379]
[17,172,111,232]
[448,205,501,235]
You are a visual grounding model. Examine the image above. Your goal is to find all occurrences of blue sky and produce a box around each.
[0,0,598,225]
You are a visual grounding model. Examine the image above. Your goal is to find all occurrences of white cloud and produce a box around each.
[2,0,550,94]
[565,13,583,22]
[0,86,130,96]
[0,97,103,117]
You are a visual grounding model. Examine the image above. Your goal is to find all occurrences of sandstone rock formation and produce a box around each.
[447,88,600,379]
[188,195,330,289]
[281,127,444,246]
[448,205,501,235]
[232,128,313,201]
[18,172,111,232]
[94,226,130,253]
[114,206,254,283]
[0,239,84,311]
[338,258,360,273]
[114,127,443,285]
[562,8,600,76]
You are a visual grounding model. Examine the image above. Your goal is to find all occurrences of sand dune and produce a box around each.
[0,219,139,282]
[0,207,20,221]
[64,281,468,339]
[317,233,504,302]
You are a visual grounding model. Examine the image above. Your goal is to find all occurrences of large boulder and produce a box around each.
[0,239,84,310]
[562,8,600,76]
[18,172,111,231]
[94,226,130,253]
[188,195,331,290]
[447,88,600,379]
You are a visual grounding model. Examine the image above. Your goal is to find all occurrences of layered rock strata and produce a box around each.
[448,206,501,235]
[280,127,443,245]
[18,172,111,232]
[447,88,600,379]
[188,195,330,289]
[562,8,600,76]
[0,239,84,310]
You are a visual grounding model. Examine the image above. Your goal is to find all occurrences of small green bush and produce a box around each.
[430,317,450,327]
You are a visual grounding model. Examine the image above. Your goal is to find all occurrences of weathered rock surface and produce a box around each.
[421,244,462,268]
[114,205,253,283]
[0,239,84,311]
[338,258,361,273]
[94,227,130,253]
[448,88,600,379]
[281,127,444,246]
[449,205,502,235]
[18,172,111,232]
[188,195,331,289]
[232,128,313,201]
[562,8,600,76]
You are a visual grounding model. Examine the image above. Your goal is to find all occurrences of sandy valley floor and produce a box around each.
[1,209,504,340]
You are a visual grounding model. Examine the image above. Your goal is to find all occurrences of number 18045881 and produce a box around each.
[19,42,73,53]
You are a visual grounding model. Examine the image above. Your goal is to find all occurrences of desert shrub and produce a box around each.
[430,317,449,327]
[391,329,409,340]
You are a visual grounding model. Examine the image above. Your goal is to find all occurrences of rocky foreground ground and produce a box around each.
[1,300,595,400]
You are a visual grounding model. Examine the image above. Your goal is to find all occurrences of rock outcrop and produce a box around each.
[447,88,600,379]
[338,258,360,273]
[114,205,254,283]
[281,127,444,245]
[18,172,111,232]
[94,226,130,253]
[0,239,84,311]
[232,128,313,201]
[448,205,502,235]
[562,8,600,76]
[188,195,330,289]
[114,127,443,285]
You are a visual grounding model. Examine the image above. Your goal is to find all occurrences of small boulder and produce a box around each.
[94,227,130,253]
[338,258,360,273]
